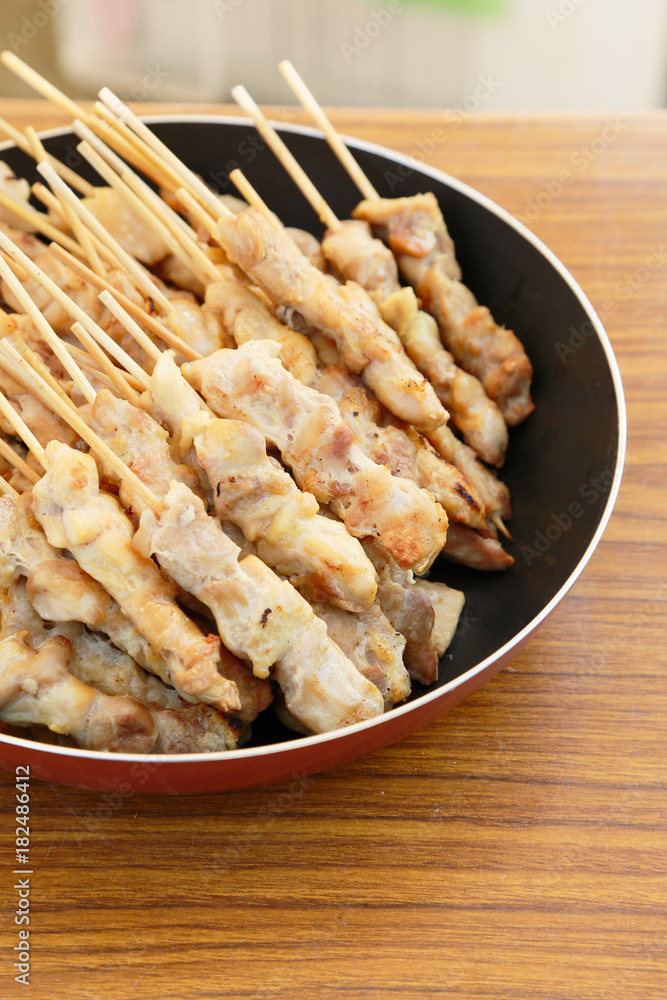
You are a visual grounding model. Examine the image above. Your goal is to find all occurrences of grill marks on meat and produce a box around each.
[0,493,169,680]
[426,423,511,526]
[311,364,485,531]
[206,275,318,385]
[312,600,410,707]
[193,418,378,613]
[141,484,383,734]
[214,208,448,431]
[444,521,515,571]
[139,481,313,678]
[380,286,508,466]
[87,389,201,515]
[31,442,238,712]
[0,633,159,753]
[322,220,508,466]
[0,580,247,749]
[183,340,447,574]
[353,194,534,426]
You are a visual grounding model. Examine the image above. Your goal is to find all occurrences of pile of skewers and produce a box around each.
[0,56,534,755]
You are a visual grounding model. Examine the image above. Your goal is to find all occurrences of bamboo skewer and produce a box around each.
[0,340,162,515]
[0,188,82,258]
[278,59,379,202]
[0,50,170,194]
[66,341,141,387]
[98,291,162,363]
[73,309,151,391]
[72,307,157,391]
[1,51,89,124]
[0,254,96,404]
[0,436,39,485]
[31,182,121,270]
[14,340,74,408]
[25,127,106,279]
[89,104,177,191]
[92,101,191,194]
[98,87,232,221]
[229,169,278,225]
[121,172,222,284]
[36,161,173,313]
[75,139,213,287]
[0,371,47,469]
[46,244,202,362]
[73,123,211,277]
[67,343,143,399]
[68,344,128,394]
[231,85,340,231]
[0,326,71,410]
[0,228,165,390]
[173,187,217,238]
[73,120,196,244]
[69,322,140,406]
[0,475,19,498]
[0,112,94,196]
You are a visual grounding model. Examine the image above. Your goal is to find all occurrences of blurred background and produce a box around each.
[0,0,666,109]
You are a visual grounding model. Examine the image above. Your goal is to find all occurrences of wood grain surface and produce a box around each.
[0,102,666,1000]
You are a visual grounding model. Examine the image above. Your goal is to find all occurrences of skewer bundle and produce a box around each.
[0,53,534,755]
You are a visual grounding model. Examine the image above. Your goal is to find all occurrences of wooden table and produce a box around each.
[0,102,665,999]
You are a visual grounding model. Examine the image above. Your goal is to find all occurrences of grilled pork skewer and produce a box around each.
[89,349,378,615]
[205,274,484,531]
[0,491,175,682]
[6,338,385,734]
[0,342,239,714]
[86,387,372,675]
[0,632,159,753]
[91,347,409,705]
[140,480,384,733]
[1,581,246,749]
[3,224,386,624]
[34,131,500,556]
[214,207,448,432]
[193,418,379,614]
[0,77,469,748]
[277,62,533,428]
[183,339,448,575]
[353,194,534,427]
[377,283,507,467]
[204,175,507,563]
[31,442,238,711]
[28,424,380,733]
[188,183,510,547]
[310,363,485,531]
[227,87,506,467]
[92,340,446,693]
